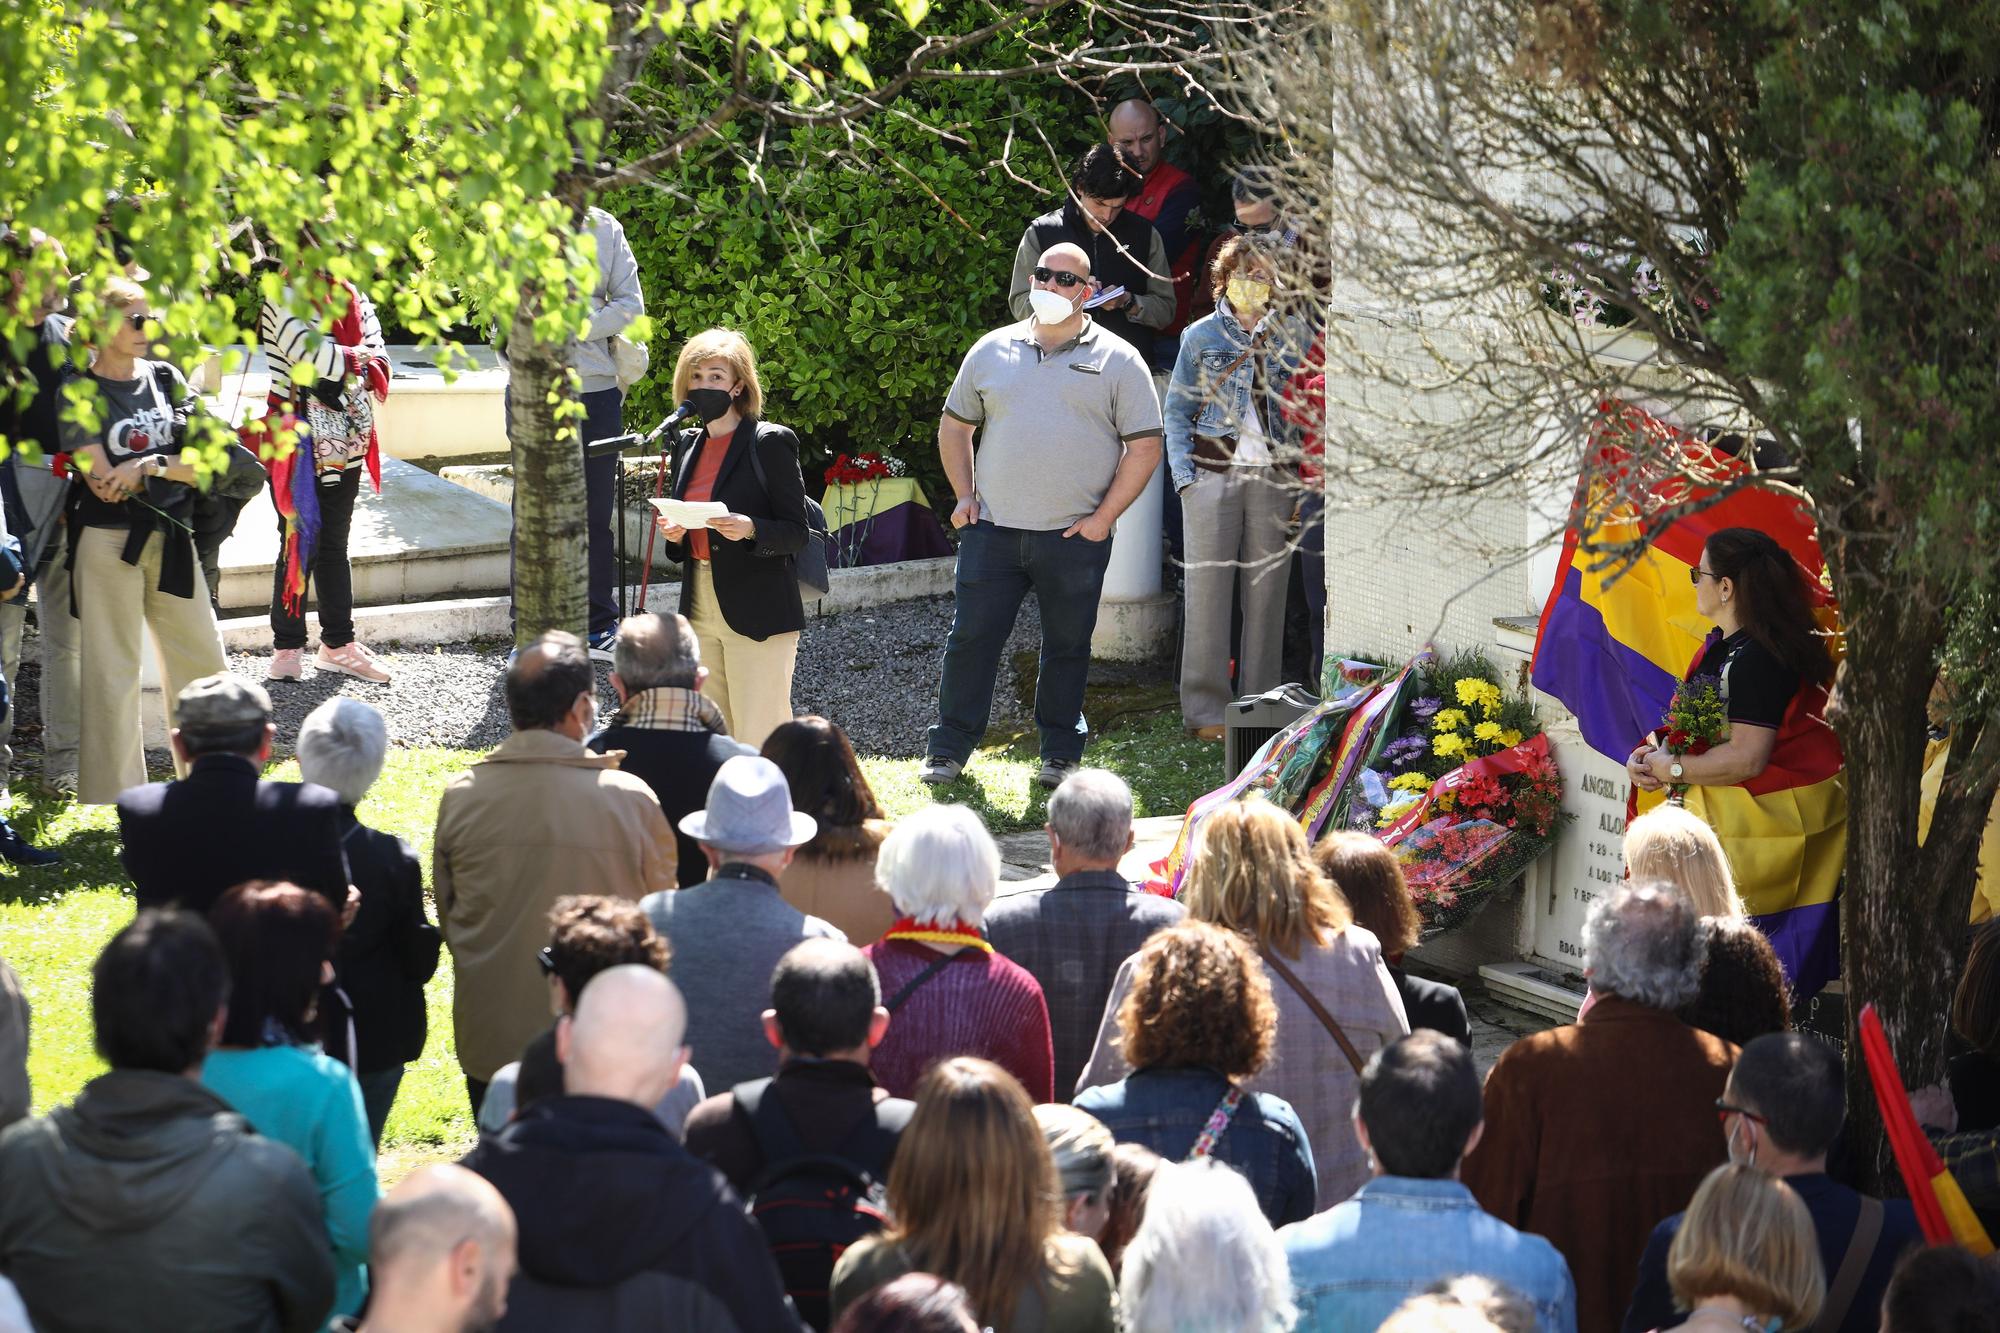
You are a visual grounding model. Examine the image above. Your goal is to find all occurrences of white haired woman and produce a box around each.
[861,804,1055,1101]
[1119,1157,1297,1333]
[297,696,440,1143]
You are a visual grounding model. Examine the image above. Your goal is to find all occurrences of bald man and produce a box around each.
[925,241,1164,791]
[346,1165,516,1333]
[589,612,755,888]
[434,631,675,1117]
[1108,98,1203,348]
[459,967,799,1329]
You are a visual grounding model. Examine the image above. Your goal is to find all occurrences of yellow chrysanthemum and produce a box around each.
[1433,732,1468,758]
[1377,797,1420,828]
[1499,728,1524,748]
[1473,720,1503,742]
[1388,772,1433,793]
[1432,708,1470,732]
[1438,792,1457,812]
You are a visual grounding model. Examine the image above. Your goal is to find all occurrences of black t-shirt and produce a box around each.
[1690,628,1800,730]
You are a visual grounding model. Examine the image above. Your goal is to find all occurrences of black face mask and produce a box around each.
[687,387,736,423]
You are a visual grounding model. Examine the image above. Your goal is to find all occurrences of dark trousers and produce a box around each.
[270,466,361,650]
[466,1075,488,1121]
[1298,491,1325,689]
[356,1065,404,1148]
[928,522,1114,766]
[507,387,623,637]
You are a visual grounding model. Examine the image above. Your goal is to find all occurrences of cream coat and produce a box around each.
[434,729,674,1081]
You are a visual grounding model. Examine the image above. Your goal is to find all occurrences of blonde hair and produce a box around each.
[1032,1104,1115,1201]
[1667,1164,1825,1330]
[88,276,147,347]
[1625,804,1745,919]
[884,1058,1069,1329]
[1184,799,1349,959]
[670,327,763,419]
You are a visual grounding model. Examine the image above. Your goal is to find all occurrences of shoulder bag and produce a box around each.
[744,429,832,601]
[1260,946,1366,1075]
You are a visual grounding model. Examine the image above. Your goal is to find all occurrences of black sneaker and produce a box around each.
[1035,757,1080,791]
[0,828,60,868]
[587,627,617,663]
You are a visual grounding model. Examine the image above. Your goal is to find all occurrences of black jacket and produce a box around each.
[1020,201,1167,352]
[657,419,810,641]
[333,810,439,1072]
[1388,966,1471,1047]
[588,723,754,888]
[0,1069,334,1333]
[118,754,350,914]
[461,1095,803,1332]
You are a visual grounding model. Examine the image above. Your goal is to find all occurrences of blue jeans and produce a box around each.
[928,522,1113,766]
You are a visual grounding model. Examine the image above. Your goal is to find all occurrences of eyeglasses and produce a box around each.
[1714,1099,1767,1125]
[535,946,557,977]
[1032,267,1087,289]
[1231,220,1297,245]
[1689,567,1720,585]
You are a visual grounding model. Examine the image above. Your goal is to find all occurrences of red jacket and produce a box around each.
[1126,161,1204,335]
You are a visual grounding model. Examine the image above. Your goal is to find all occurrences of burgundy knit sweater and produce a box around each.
[863,938,1055,1103]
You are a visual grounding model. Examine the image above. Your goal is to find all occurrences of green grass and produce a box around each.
[3,675,1219,1179]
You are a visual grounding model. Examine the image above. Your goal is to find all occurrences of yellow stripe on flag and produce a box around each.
[1636,773,1848,916]
[1933,1168,1996,1256]
[1572,524,1713,681]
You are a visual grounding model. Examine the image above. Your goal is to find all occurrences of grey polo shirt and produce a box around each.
[942,317,1163,532]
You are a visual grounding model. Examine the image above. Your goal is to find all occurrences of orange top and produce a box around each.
[681,428,735,560]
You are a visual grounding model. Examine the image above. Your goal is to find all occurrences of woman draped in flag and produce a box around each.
[1626,526,1845,995]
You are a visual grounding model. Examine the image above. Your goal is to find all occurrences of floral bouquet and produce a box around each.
[822,451,908,568]
[1346,652,1568,931]
[824,451,898,485]
[1659,673,1727,804]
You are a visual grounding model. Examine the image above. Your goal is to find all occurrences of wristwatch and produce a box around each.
[1669,759,1685,780]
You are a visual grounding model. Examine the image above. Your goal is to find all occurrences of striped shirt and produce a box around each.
[259,289,385,475]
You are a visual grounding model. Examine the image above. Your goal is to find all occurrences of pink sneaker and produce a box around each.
[268,648,305,681]
[317,641,392,683]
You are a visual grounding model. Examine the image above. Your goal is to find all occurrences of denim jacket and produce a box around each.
[1280,1176,1578,1333]
[1074,1067,1317,1226]
[1163,301,1309,490]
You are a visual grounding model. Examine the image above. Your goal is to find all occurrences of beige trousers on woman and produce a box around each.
[75,525,227,804]
[1178,463,1294,729]
[686,560,799,749]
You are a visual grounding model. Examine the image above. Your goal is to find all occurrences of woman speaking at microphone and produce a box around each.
[651,328,810,748]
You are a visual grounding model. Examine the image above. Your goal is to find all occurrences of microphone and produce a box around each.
[660,399,699,427]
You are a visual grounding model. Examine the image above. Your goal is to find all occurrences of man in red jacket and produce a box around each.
[1109,98,1204,367]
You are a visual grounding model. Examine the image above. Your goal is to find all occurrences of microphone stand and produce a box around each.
[585,408,688,619]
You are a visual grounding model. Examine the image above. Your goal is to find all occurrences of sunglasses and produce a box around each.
[124,312,153,331]
[1032,267,1087,289]
[1689,567,1720,585]
[535,946,557,977]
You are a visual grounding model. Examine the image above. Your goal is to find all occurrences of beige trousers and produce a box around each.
[74,525,227,804]
[687,560,799,749]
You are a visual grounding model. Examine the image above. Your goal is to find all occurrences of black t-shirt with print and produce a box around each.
[1689,628,1800,731]
[59,359,194,529]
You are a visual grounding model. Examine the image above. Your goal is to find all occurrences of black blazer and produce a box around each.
[1389,966,1471,1047]
[118,754,350,914]
[659,418,809,641]
[335,811,440,1072]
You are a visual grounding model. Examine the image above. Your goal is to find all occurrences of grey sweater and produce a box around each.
[572,208,645,395]
[641,867,843,1090]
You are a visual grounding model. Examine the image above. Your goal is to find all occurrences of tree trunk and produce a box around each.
[1828,524,1990,1192]
[507,285,589,647]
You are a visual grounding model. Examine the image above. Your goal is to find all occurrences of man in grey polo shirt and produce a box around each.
[921,242,1163,789]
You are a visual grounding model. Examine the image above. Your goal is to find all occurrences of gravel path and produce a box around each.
[8,594,1046,766]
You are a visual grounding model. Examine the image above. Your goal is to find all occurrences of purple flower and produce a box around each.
[1381,735,1429,771]
[1410,696,1443,720]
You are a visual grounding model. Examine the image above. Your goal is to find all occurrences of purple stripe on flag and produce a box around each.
[829,501,955,569]
[1752,899,1841,1001]
[1531,568,1680,762]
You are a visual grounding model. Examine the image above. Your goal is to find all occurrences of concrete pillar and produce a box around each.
[1091,388,1177,661]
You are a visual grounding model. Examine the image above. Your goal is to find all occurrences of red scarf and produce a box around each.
[881,917,993,954]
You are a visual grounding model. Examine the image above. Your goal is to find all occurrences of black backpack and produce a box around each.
[734,1078,912,1331]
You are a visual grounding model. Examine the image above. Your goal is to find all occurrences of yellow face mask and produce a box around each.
[1226,277,1272,317]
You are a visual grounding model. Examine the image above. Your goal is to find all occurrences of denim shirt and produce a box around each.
[1074,1067,1317,1226]
[1280,1176,1578,1333]
[1163,301,1309,489]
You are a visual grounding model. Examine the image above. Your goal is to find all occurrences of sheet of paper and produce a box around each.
[649,498,731,527]
[1082,284,1127,311]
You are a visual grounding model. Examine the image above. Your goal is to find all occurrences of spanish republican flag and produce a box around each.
[1529,402,1846,996]
[1859,1003,1994,1254]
